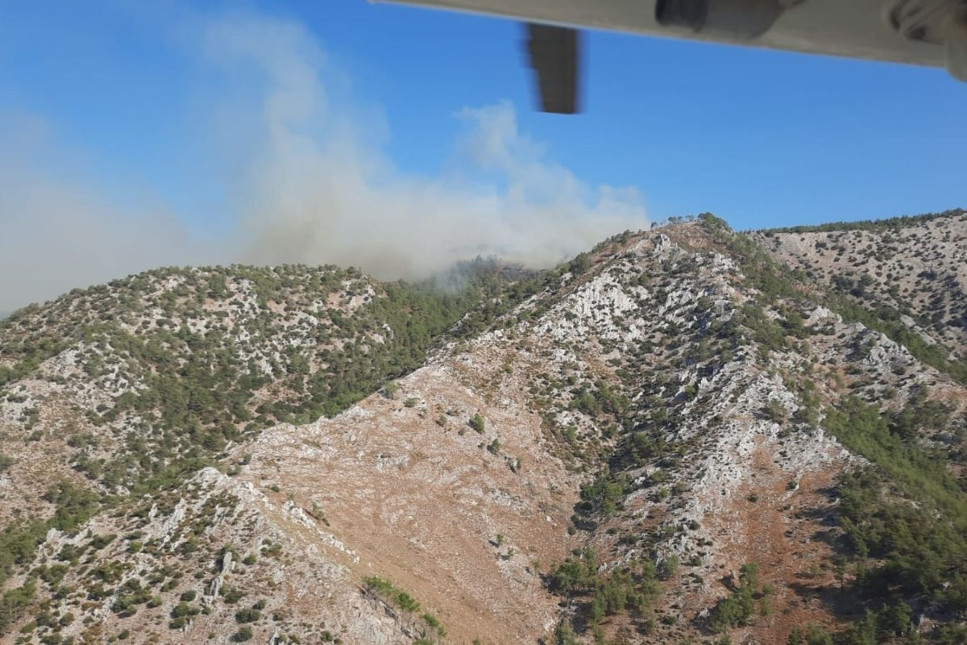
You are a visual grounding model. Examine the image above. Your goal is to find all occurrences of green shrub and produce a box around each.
[221,587,244,604]
[711,564,767,632]
[548,549,660,633]
[363,576,431,618]
[0,580,36,634]
[234,608,261,623]
[657,555,679,581]
[469,413,485,433]
[170,602,197,619]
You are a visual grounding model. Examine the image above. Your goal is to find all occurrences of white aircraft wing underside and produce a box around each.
[378,0,948,68]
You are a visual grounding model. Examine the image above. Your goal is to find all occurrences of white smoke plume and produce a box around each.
[206,12,649,279]
[0,9,648,314]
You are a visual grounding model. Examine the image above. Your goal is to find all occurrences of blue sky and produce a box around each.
[0,0,965,310]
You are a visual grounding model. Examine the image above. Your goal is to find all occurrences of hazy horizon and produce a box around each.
[2,1,964,314]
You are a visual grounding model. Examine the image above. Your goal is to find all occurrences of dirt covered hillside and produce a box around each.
[2,212,967,644]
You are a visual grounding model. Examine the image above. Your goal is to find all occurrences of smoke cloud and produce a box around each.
[0,9,648,314]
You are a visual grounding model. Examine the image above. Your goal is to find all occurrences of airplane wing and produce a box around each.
[376,0,967,113]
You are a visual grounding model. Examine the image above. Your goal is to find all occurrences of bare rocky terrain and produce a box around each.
[2,212,966,644]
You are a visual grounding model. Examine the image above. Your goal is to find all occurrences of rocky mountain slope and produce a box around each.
[753,209,967,361]
[1,213,966,644]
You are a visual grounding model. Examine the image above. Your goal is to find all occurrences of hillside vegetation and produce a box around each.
[1,212,966,644]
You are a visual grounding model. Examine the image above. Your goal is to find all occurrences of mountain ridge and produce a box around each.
[2,212,967,643]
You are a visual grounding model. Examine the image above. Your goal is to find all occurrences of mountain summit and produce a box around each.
[2,212,966,644]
